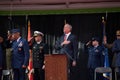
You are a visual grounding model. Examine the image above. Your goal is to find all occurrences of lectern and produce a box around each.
[45,54,68,80]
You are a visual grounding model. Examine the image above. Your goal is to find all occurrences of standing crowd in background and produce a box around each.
[0,23,120,80]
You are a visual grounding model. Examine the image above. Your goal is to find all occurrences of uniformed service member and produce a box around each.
[32,31,48,80]
[87,37,104,80]
[10,29,30,80]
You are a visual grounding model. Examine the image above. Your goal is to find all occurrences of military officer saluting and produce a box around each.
[10,29,30,80]
[87,37,104,80]
[32,31,48,80]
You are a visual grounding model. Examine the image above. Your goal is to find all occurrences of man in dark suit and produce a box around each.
[112,30,120,79]
[31,31,48,80]
[55,24,78,80]
[10,29,30,80]
[103,30,120,80]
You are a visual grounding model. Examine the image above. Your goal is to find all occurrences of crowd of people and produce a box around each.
[0,23,120,80]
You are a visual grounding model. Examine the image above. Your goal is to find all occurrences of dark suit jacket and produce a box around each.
[12,38,30,68]
[112,39,120,67]
[55,34,78,61]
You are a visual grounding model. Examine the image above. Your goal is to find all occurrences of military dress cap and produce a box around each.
[116,30,120,36]
[91,37,100,42]
[34,31,44,37]
[11,29,20,34]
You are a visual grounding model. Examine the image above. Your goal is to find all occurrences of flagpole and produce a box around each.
[102,13,110,79]
[26,15,34,80]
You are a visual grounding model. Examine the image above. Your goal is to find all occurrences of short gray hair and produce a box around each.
[64,24,72,30]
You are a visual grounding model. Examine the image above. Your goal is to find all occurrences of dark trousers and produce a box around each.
[68,59,76,80]
[34,68,44,80]
[13,68,26,80]
[69,66,76,80]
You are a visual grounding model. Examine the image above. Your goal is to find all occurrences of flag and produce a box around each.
[27,20,34,80]
[102,17,110,79]
[28,20,31,41]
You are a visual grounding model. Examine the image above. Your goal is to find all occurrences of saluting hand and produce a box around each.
[103,35,107,44]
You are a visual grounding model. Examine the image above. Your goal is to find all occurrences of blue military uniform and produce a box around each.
[87,37,104,80]
[12,38,29,68]
[88,46,104,69]
[11,29,29,80]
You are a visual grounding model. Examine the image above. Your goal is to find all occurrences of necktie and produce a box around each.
[64,35,67,41]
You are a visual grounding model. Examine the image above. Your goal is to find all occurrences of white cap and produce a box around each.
[34,31,44,37]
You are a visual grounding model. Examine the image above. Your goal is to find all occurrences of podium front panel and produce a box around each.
[45,54,68,80]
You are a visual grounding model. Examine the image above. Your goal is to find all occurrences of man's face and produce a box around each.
[12,32,19,40]
[35,35,42,42]
[92,40,99,46]
[63,25,71,34]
